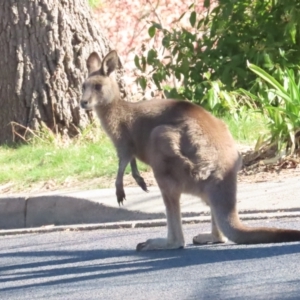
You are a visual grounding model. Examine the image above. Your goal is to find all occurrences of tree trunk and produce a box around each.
[0,0,129,144]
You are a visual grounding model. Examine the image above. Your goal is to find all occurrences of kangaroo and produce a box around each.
[81,50,300,251]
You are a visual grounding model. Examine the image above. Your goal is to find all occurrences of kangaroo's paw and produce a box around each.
[116,187,126,206]
[136,238,185,251]
[135,175,148,192]
[193,233,228,245]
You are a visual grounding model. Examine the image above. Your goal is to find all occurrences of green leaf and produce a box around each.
[222,91,237,107]
[189,11,196,27]
[134,55,141,71]
[279,48,286,59]
[152,73,161,89]
[147,49,157,64]
[179,57,189,75]
[255,134,266,151]
[288,23,297,44]
[162,36,170,48]
[138,77,147,91]
[286,68,300,102]
[197,19,204,29]
[141,56,147,72]
[238,88,259,102]
[247,62,289,99]
[262,53,273,68]
[204,0,210,8]
[148,26,156,38]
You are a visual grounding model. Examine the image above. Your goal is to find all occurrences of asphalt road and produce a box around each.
[1,218,300,300]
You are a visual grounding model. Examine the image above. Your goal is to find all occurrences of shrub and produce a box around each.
[241,62,300,155]
[135,0,300,116]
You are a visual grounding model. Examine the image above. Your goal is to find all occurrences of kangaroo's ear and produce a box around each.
[87,52,101,75]
[101,50,119,76]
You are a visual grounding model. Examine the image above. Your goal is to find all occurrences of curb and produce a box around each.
[1,177,300,233]
[1,210,300,237]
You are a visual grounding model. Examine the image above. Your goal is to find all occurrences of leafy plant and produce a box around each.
[241,63,300,155]
[135,0,300,116]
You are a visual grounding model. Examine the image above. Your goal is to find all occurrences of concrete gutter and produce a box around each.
[1,210,300,237]
[1,176,300,233]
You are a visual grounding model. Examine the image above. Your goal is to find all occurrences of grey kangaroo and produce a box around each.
[81,50,300,251]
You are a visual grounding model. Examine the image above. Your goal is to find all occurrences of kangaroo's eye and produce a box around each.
[95,84,102,91]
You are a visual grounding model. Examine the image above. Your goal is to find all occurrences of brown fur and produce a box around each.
[81,50,300,251]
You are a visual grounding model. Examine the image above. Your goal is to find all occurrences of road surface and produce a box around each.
[1,218,300,299]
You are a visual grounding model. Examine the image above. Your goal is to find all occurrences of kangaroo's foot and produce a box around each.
[136,238,185,251]
[193,233,228,245]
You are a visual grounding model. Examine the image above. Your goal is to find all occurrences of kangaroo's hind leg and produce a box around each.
[136,125,186,251]
[193,207,228,245]
[136,178,185,251]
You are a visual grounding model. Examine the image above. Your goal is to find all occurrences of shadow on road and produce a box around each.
[1,242,300,294]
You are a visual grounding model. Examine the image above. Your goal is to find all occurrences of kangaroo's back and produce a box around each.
[124,99,238,171]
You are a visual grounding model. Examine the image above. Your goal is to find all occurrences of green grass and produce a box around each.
[0,137,111,185]
[223,112,268,146]
[0,131,148,190]
[0,113,267,191]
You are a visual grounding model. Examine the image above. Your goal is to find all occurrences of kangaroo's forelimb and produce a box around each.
[130,158,148,192]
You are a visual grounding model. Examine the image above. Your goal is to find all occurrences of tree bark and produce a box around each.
[0,0,129,144]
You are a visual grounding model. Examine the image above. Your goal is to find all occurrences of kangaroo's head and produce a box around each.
[80,50,120,110]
